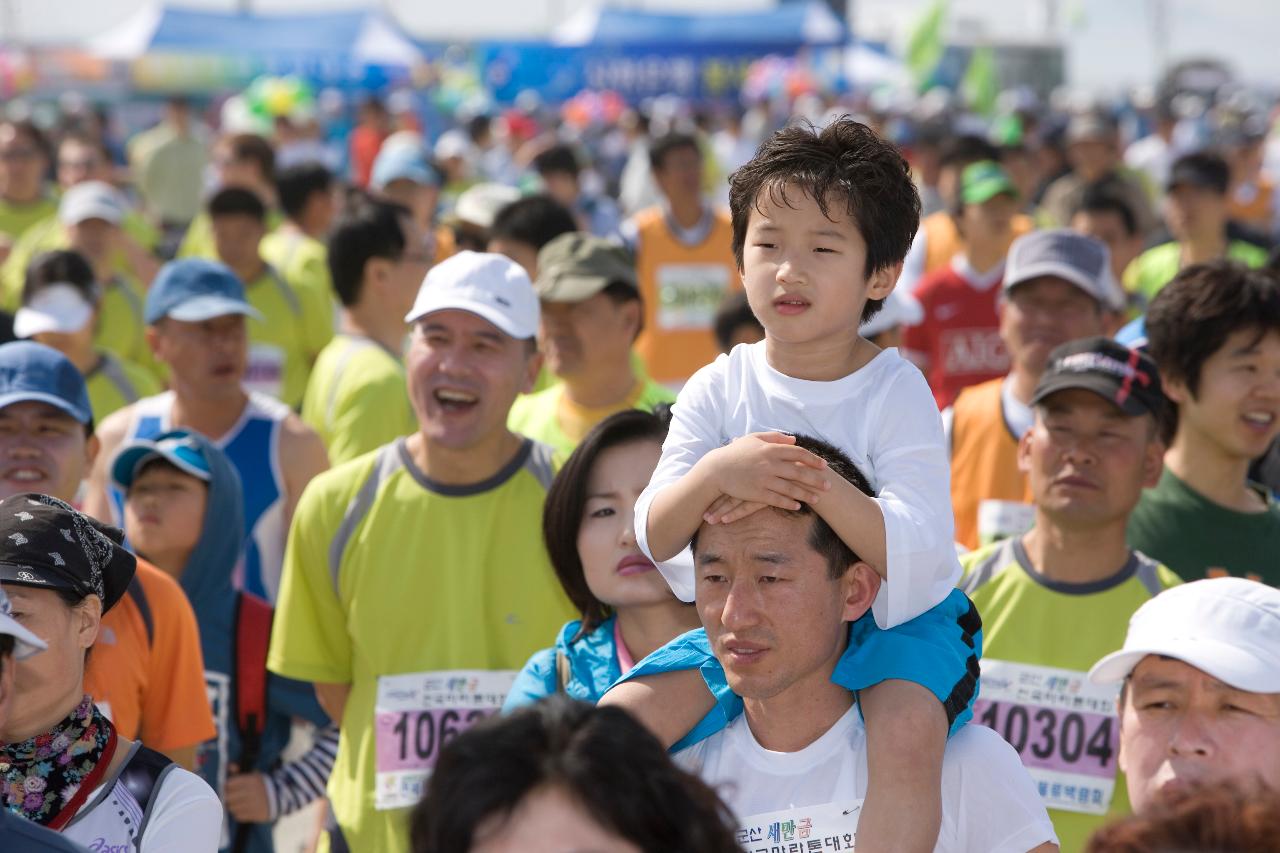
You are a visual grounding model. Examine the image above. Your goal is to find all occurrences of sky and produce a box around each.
[6,0,1280,95]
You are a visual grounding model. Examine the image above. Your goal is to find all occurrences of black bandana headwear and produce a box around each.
[0,494,135,612]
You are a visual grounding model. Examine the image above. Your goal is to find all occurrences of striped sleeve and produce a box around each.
[262,724,340,819]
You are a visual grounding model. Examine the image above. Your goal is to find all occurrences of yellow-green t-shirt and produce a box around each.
[960,537,1183,852]
[0,211,159,310]
[1123,240,1268,310]
[267,437,576,853]
[178,209,284,260]
[85,352,163,424]
[244,265,333,409]
[0,195,57,244]
[507,378,675,462]
[260,228,333,304]
[301,334,415,466]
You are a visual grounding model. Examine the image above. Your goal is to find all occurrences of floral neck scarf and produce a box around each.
[1,695,117,829]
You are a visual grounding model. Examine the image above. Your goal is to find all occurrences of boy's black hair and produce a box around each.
[938,134,1002,170]
[649,133,701,172]
[489,195,578,253]
[728,118,921,324]
[326,191,410,307]
[712,290,761,354]
[1073,185,1139,237]
[275,162,334,222]
[208,186,267,222]
[532,144,581,178]
[1146,261,1280,430]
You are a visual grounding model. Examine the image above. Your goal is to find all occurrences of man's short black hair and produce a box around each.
[938,134,1002,171]
[208,186,267,222]
[649,132,701,172]
[275,162,334,221]
[691,433,874,579]
[728,118,920,325]
[1073,185,1139,236]
[489,196,578,253]
[1168,151,1231,196]
[533,144,581,178]
[1147,261,1280,427]
[712,291,761,353]
[221,133,276,180]
[326,192,410,307]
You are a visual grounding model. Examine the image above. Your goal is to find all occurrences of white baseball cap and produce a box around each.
[58,180,127,227]
[0,584,47,660]
[405,251,539,340]
[452,183,521,229]
[1089,577,1280,693]
[14,283,96,339]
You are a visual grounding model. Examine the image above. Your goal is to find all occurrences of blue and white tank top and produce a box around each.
[111,390,290,603]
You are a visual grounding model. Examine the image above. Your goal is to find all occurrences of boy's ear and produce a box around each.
[866,261,901,301]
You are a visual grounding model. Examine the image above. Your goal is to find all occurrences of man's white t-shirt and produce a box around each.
[675,707,1057,853]
[635,342,960,628]
[63,756,222,852]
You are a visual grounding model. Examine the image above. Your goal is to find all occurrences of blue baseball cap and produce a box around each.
[371,142,438,190]
[144,259,264,326]
[111,430,213,492]
[0,341,93,426]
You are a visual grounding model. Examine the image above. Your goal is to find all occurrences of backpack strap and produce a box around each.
[118,743,175,846]
[125,575,154,649]
[234,591,274,761]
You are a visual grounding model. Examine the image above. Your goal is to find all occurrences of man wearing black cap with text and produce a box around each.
[959,337,1183,851]
[1125,151,1268,309]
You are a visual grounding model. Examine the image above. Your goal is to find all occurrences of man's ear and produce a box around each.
[521,347,545,395]
[1141,429,1165,488]
[619,298,642,343]
[840,562,881,623]
[363,256,393,300]
[84,433,101,474]
[1162,374,1190,407]
[1016,424,1035,475]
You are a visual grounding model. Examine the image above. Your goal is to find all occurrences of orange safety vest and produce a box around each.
[922,212,1036,277]
[950,377,1035,550]
[632,206,740,386]
[1229,179,1275,232]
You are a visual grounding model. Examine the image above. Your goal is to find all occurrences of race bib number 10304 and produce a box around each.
[975,659,1121,815]
[374,670,516,810]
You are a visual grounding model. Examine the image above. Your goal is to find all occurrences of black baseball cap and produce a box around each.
[1166,153,1230,195]
[1031,337,1166,418]
[0,493,135,613]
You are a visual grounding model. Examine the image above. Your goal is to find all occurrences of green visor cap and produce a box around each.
[535,233,638,303]
[960,160,1019,205]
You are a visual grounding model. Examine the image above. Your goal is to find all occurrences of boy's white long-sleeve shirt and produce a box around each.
[635,342,962,629]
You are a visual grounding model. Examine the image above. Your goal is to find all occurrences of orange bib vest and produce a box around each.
[950,378,1034,550]
[632,206,739,386]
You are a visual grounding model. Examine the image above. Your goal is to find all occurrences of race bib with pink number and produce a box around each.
[374,670,516,810]
[975,659,1121,815]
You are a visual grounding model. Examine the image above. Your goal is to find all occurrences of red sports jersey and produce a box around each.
[901,258,1009,409]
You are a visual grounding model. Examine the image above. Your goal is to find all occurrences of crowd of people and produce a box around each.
[0,79,1276,853]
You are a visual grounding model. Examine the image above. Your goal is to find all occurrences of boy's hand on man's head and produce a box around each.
[701,431,830,515]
